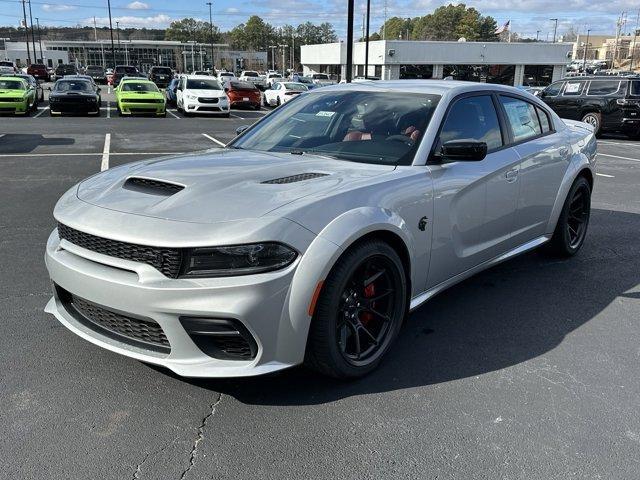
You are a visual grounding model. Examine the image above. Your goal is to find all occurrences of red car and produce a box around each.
[226,80,262,110]
[27,63,49,81]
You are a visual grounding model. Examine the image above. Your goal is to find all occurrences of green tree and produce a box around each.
[229,15,274,51]
[165,17,220,43]
[410,4,498,41]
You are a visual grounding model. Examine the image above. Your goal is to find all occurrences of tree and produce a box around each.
[408,4,498,42]
[379,17,413,40]
[165,18,220,43]
[229,15,274,51]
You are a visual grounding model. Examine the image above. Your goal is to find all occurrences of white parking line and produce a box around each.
[101,133,111,171]
[107,101,111,118]
[33,107,49,118]
[0,151,186,158]
[598,141,635,147]
[202,133,226,147]
[597,153,640,163]
[596,173,614,178]
[167,109,180,119]
[229,113,245,119]
[0,134,5,139]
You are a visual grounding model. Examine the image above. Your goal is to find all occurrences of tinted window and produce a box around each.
[230,81,257,90]
[587,81,621,96]
[116,66,138,74]
[283,83,307,91]
[631,81,640,96]
[544,81,563,97]
[536,106,551,133]
[152,67,172,75]
[186,79,221,90]
[0,79,25,90]
[500,96,541,143]
[242,71,258,77]
[563,81,584,96]
[439,95,503,150]
[121,82,158,92]
[54,80,93,92]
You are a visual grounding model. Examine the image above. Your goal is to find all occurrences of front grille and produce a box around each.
[262,172,329,184]
[180,317,257,360]
[56,286,170,353]
[198,106,222,112]
[198,97,219,104]
[128,107,158,113]
[57,223,182,278]
[124,98,163,104]
[3,97,23,102]
[0,107,16,112]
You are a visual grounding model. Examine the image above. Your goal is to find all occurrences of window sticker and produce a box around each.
[316,111,336,117]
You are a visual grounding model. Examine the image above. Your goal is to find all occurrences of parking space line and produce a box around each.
[596,173,614,178]
[0,134,5,139]
[230,113,245,119]
[597,153,640,163]
[202,133,226,147]
[107,101,111,118]
[34,107,49,118]
[167,109,180,119]
[101,134,111,171]
[598,141,635,147]
[0,152,186,158]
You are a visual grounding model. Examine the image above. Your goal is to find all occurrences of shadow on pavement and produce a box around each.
[150,208,639,405]
[0,133,75,153]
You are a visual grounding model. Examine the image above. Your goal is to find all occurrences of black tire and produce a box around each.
[305,240,408,378]
[547,176,591,257]
[276,97,281,107]
[581,112,601,136]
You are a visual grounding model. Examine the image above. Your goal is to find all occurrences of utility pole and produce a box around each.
[536,30,540,41]
[382,0,387,40]
[106,0,116,69]
[278,44,286,77]
[364,0,370,79]
[613,12,626,69]
[346,0,354,82]
[268,45,277,70]
[116,21,121,47]
[27,0,36,62]
[550,18,558,43]
[630,10,639,71]
[21,0,31,65]
[206,2,214,72]
[582,29,591,71]
[35,17,43,63]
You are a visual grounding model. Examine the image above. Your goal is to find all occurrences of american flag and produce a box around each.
[495,20,511,34]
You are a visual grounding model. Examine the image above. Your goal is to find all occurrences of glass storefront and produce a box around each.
[399,64,433,79]
[443,64,515,85]
[523,65,554,87]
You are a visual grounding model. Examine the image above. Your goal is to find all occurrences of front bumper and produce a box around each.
[184,98,229,114]
[44,228,304,377]
[50,100,99,115]
[119,100,165,115]
[0,99,27,114]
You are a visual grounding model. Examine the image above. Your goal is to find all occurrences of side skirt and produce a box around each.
[409,235,551,311]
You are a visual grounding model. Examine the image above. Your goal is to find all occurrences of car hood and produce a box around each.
[50,91,95,98]
[0,89,26,96]
[184,89,226,97]
[76,149,395,224]
[118,90,163,99]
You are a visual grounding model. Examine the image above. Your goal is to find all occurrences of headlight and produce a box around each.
[181,243,297,277]
[186,94,198,100]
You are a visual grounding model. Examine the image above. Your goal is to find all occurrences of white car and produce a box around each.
[311,73,336,86]
[239,70,266,89]
[265,72,283,88]
[217,71,236,88]
[175,75,230,116]
[263,81,308,107]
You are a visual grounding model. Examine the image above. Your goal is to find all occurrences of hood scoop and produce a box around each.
[123,177,184,196]
[261,172,329,184]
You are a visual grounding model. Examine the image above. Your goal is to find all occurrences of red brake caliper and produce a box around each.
[361,282,375,326]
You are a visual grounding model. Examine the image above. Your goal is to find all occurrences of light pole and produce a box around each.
[188,41,196,72]
[582,29,591,72]
[35,17,43,63]
[106,0,116,69]
[206,2,214,72]
[536,30,540,41]
[116,21,120,47]
[346,0,354,82]
[278,44,286,77]
[550,18,558,43]
[27,0,37,62]
[21,0,31,65]
[268,45,277,70]
[364,0,370,78]
[631,10,639,71]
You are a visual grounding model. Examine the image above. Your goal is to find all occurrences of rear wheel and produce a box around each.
[581,112,601,136]
[547,176,591,257]
[305,240,407,378]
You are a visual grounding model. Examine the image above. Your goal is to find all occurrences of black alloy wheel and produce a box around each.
[305,240,407,378]
[548,176,591,256]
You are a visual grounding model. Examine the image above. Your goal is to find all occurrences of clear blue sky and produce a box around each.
[0,0,635,39]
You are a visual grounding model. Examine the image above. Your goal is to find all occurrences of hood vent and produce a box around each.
[261,172,329,184]
[123,177,184,195]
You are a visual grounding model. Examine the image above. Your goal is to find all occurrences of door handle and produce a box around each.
[505,169,518,182]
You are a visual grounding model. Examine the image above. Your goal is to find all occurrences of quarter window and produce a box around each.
[587,81,621,96]
[536,106,551,133]
[499,96,542,143]
[438,95,503,151]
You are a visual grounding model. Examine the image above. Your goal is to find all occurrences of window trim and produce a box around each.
[427,90,509,164]
[561,80,586,97]
[543,81,565,97]
[496,93,557,148]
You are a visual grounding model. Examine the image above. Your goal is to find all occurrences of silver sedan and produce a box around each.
[44,80,597,378]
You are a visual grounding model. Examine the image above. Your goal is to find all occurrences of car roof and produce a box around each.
[121,77,153,82]
[318,79,533,96]
[0,76,28,86]
[184,75,219,80]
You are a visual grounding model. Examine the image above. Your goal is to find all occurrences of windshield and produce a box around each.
[0,79,25,90]
[121,82,159,92]
[297,77,313,84]
[312,74,329,80]
[86,66,103,73]
[0,61,13,67]
[116,66,138,74]
[186,79,221,90]
[152,67,172,74]
[283,83,307,91]
[220,73,234,77]
[53,80,93,92]
[230,91,440,165]
[243,71,258,77]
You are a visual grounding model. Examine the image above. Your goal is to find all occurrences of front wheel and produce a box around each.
[305,240,407,378]
[547,176,591,257]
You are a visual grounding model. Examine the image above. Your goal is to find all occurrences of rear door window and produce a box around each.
[587,81,621,96]
[630,81,640,97]
[499,96,542,143]
[562,81,584,96]
[438,95,503,151]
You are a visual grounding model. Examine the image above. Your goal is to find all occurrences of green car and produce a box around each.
[115,78,166,117]
[0,77,36,115]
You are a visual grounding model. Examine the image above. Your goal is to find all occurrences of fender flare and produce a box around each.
[283,207,414,362]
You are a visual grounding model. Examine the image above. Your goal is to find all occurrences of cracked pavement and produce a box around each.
[1,117,640,479]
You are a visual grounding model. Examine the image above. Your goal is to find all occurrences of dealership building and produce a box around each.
[301,40,574,86]
[0,40,267,72]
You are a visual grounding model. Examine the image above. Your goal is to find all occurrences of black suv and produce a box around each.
[539,76,640,138]
[148,66,173,87]
[112,65,141,87]
[54,64,78,81]
[85,65,106,84]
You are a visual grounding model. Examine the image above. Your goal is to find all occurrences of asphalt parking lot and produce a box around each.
[1,85,640,479]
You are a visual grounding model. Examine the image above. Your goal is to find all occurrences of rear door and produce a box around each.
[498,95,569,242]
[427,93,521,287]
[552,80,585,119]
[585,79,624,129]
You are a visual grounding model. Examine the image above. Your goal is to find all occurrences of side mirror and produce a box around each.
[235,125,249,135]
[440,140,487,162]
